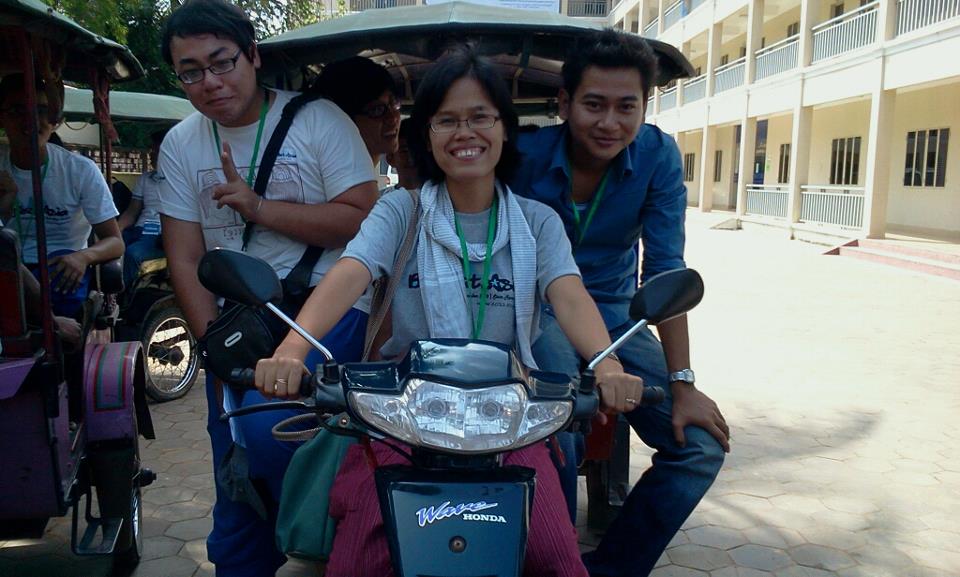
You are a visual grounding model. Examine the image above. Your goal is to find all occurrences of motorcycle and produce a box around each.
[197,248,704,576]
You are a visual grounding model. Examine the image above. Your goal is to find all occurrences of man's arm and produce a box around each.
[118,197,143,231]
[48,219,124,293]
[160,215,218,339]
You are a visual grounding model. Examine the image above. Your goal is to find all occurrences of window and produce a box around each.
[787,22,799,37]
[720,54,729,65]
[831,3,844,19]
[683,153,696,182]
[904,128,949,187]
[830,137,862,186]
[694,66,702,76]
[739,46,747,58]
[778,143,791,184]
[714,150,723,182]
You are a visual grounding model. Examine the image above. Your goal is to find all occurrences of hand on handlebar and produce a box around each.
[255,352,310,400]
[595,362,645,416]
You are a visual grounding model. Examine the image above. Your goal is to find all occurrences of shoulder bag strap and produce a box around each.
[362,189,421,361]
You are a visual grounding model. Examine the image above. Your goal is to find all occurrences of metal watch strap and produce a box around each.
[668,368,695,384]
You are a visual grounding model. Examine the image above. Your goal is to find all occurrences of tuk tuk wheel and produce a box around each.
[90,443,143,572]
[142,300,200,402]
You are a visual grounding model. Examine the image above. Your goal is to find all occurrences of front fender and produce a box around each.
[84,341,156,442]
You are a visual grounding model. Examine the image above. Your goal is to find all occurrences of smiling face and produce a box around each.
[428,76,504,188]
[560,65,646,168]
[170,33,262,128]
[354,90,401,159]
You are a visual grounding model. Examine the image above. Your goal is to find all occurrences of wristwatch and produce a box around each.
[668,368,696,385]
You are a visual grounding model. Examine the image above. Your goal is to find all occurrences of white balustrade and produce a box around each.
[897,0,960,35]
[660,86,678,111]
[745,185,790,219]
[713,57,745,93]
[689,0,706,12]
[643,17,659,38]
[682,74,707,103]
[350,0,416,10]
[567,0,608,17]
[663,0,684,30]
[755,35,799,81]
[799,185,866,228]
[812,2,879,62]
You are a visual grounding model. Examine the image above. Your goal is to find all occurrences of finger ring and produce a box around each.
[275,378,287,388]
[625,397,637,405]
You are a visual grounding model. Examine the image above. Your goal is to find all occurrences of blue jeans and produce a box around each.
[533,307,725,577]
[205,307,368,577]
[27,248,91,318]
[122,226,163,289]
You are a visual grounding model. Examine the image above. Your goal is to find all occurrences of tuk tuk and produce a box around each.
[256,0,694,533]
[61,87,202,402]
[0,0,155,571]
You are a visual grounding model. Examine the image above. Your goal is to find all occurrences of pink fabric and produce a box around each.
[326,441,588,577]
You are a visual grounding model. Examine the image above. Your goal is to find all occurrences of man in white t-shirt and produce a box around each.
[0,73,123,318]
[118,129,167,287]
[158,2,378,575]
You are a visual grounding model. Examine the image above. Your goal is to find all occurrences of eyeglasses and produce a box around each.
[429,114,500,134]
[1,104,50,118]
[177,50,243,85]
[360,99,401,119]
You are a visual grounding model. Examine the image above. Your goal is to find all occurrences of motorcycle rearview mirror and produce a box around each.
[629,268,704,325]
[197,248,335,361]
[588,268,704,372]
[198,248,282,307]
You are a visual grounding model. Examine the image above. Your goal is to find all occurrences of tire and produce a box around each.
[141,301,200,402]
[90,444,143,575]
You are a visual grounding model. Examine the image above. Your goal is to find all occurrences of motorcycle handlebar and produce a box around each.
[228,367,347,410]
[229,368,313,397]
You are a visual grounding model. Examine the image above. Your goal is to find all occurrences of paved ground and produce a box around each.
[2,211,958,577]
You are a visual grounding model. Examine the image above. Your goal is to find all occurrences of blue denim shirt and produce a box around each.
[511,123,687,329]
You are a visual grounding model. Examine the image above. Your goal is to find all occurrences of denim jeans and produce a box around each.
[205,307,367,577]
[27,248,91,318]
[121,226,164,289]
[533,307,725,577]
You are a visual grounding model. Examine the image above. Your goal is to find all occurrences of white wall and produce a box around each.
[678,130,703,206]
[808,98,871,184]
[710,124,739,209]
[762,113,793,185]
[886,82,960,236]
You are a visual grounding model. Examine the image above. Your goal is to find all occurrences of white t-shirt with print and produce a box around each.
[131,170,164,232]
[0,143,118,264]
[157,90,376,294]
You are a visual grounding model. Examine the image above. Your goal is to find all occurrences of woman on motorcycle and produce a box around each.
[256,49,644,577]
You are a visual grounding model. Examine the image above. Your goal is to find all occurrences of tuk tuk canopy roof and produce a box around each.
[0,0,143,82]
[258,1,692,102]
[63,88,196,124]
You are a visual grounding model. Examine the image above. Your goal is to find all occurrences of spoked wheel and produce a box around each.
[142,301,200,402]
[90,444,144,575]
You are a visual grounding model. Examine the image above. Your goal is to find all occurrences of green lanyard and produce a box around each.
[211,88,270,188]
[453,193,499,340]
[13,159,49,240]
[568,168,610,251]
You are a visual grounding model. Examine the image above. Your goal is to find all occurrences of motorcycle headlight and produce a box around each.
[348,378,572,453]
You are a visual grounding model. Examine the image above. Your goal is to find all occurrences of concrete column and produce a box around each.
[877,0,899,42]
[798,0,814,67]
[699,124,717,212]
[863,88,895,238]
[786,105,813,226]
[560,0,569,16]
[657,0,666,35]
[705,21,721,97]
[736,116,757,217]
[744,0,764,86]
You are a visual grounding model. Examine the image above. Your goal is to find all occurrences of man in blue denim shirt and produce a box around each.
[511,30,729,576]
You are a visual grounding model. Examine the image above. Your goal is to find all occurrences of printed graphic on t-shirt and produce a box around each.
[407,272,516,308]
[195,161,305,236]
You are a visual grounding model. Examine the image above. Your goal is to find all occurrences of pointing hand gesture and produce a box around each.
[211,141,261,220]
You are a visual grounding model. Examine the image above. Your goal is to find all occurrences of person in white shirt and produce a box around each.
[117,129,167,287]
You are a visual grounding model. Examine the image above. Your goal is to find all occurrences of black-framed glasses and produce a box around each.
[177,50,243,85]
[429,114,500,134]
[360,98,401,119]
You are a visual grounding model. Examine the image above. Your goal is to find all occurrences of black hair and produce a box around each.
[161,0,257,66]
[0,74,62,123]
[408,48,520,185]
[150,128,170,146]
[397,117,413,143]
[562,28,658,100]
[313,57,396,119]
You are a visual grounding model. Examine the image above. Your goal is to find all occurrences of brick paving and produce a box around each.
[2,211,958,576]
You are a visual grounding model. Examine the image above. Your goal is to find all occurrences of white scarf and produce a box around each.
[416,179,539,368]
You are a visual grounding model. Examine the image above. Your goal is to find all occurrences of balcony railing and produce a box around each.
[755,35,799,81]
[350,0,416,10]
[800,185,865,228]
[567,0,608,17]
[663,0,684,30]
[745,185,789,219]
[682,74,707,103]
[660,86,678,111]
[897,0,960,35]
[646,93,655,113]
[714,57,745,93]
[690,0,706,11]
[642,17,659,38]
[812,1,879,62]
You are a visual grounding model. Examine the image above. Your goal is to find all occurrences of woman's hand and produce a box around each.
[255,345,309,399]
[595,358,645,415]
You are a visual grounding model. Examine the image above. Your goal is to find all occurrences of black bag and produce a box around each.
[200,93,322,383]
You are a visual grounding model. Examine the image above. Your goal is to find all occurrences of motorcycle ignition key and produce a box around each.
[449,536,467,553]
